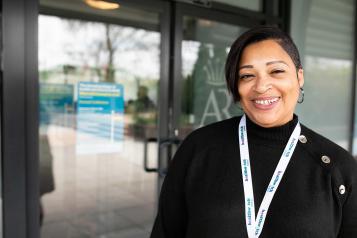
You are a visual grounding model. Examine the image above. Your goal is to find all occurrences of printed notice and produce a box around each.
[76,82,124,154]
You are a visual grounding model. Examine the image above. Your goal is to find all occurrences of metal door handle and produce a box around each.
[158,137,182,175]
[143,137,182,174]
[144,137,158,172]
[159,137,181,149]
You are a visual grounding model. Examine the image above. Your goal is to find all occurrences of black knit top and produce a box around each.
[245,114,298,213]
[150,116,357,238]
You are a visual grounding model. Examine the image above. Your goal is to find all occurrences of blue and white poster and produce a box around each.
[76,82,124,154]
[39,83,74,126]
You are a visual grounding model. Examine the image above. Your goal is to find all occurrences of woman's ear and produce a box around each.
[297,68,304,88]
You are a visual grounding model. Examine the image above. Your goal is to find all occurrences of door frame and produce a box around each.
[2,0,39,237]
[2,0,171,237]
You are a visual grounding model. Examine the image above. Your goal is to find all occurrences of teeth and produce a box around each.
[255,98,279,105]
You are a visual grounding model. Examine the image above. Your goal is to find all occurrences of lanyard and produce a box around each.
[238,114,301,238]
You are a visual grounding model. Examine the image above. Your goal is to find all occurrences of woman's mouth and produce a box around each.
[252,97,280,109]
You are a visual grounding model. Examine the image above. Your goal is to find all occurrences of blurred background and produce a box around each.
[1,0,356,237]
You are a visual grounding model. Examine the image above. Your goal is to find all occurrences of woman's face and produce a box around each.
[238,39,304,127]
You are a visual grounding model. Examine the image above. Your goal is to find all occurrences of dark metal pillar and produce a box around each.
[2,0,39,237]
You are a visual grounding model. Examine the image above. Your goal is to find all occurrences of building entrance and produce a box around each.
[36,1,270,238]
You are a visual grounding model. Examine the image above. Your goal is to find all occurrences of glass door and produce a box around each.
[172,4,258,140]
[38,0,169,237]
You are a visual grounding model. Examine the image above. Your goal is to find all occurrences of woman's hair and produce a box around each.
[225,26,302,102]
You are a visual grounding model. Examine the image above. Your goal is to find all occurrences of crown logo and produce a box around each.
[204,58,226,86]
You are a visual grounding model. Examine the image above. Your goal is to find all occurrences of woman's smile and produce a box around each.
[252,96,280,109]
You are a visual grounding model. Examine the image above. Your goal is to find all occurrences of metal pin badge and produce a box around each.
[321,155,331,164]
[298,135,307,143]
[339,185,346,195]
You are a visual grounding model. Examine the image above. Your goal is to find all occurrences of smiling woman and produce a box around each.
[150,26,357,238]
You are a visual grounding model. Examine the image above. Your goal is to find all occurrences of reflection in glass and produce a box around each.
[180,17,247,138]
[212,0,262,11]
[291,0,354,150]
[39,14,160,237]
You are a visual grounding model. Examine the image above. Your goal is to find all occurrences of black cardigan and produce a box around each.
[150,116,357,238]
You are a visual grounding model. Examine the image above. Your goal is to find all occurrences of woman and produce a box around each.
[150,26,357,238]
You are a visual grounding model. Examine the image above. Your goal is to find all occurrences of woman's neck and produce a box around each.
[245,114,299,146]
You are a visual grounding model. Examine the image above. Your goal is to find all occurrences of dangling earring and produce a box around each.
[298,88,304,104]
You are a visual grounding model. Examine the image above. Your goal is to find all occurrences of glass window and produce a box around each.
[212,0,262,11]
[39,1,162,237]
[290,0,355,150]
[179,16,247,138]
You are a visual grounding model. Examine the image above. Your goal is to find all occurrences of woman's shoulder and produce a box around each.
[168,117,241,176]
[300,124,357,181]
[184,116,240,144]
[175,116,241,158]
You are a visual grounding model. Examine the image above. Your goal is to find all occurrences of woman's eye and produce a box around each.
[239,74,254,80]
[271,69,285,74]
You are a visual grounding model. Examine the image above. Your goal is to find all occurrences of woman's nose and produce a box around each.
[253,75,271,93]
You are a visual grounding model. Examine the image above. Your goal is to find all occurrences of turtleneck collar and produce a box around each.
[245,114,299,146]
